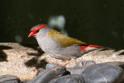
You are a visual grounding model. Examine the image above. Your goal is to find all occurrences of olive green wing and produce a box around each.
[48,29,86,47]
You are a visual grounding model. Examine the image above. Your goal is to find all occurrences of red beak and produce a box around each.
[28,32,35,37]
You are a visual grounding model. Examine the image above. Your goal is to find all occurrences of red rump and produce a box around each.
[80,44,102,52]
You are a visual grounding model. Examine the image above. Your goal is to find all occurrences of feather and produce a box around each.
[48,29,86,47]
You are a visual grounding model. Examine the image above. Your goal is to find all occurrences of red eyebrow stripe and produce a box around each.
[38,24,47,29]
[31,24,47,32]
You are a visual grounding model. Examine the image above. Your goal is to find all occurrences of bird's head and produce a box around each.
[28,24,47,37]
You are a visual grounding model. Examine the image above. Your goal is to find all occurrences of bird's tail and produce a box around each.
[80,44,102,53]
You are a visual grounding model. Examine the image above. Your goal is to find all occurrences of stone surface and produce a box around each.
[81,63,124,83]
[38,48,124,68]
[28,67,67,83]
[0,43,38,80]
[0,74,21,83]
[0,42,124,81]
[49,74,84,83]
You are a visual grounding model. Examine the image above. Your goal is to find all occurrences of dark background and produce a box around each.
[0,0,124,49]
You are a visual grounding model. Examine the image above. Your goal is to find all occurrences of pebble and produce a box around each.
[81,63,124,83]
[0,74,21,83]
[0,63,124,83]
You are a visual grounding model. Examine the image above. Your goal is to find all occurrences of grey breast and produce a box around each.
[36,28,62,53]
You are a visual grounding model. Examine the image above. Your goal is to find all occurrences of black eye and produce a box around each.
[36,30,39,33]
